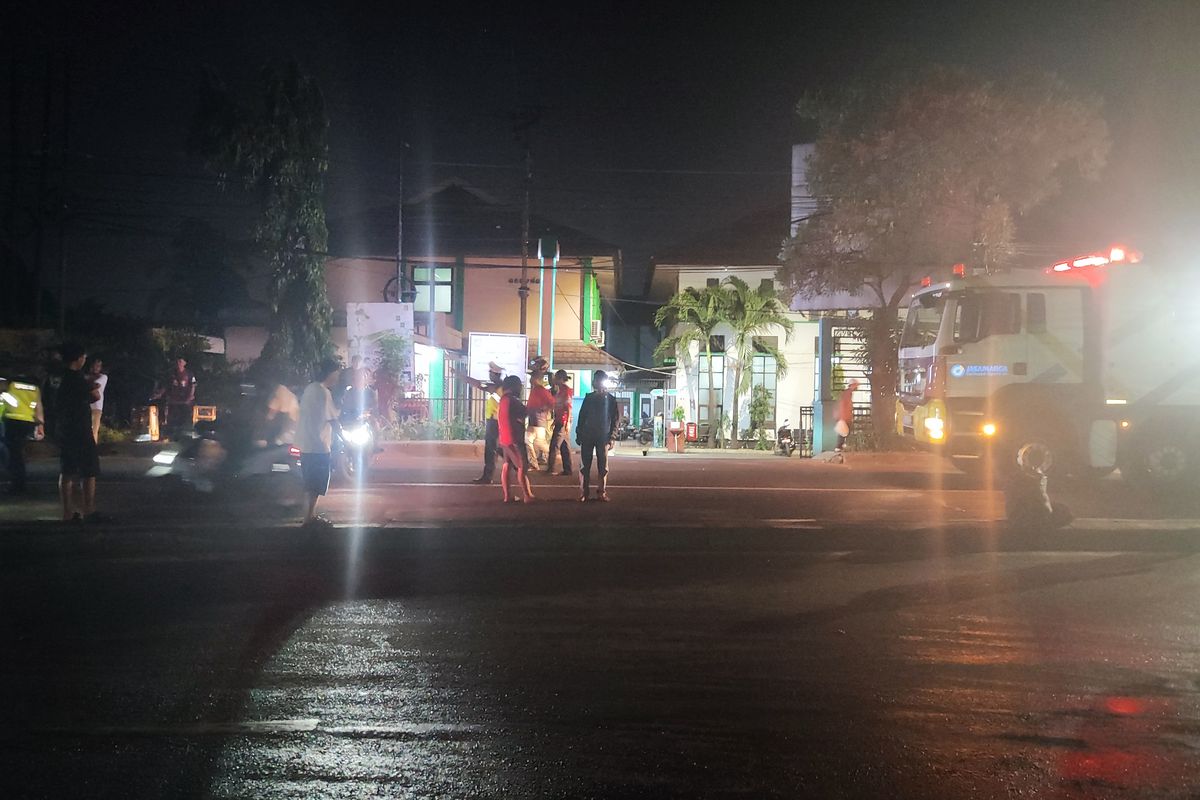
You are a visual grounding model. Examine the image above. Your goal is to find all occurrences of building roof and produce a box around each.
[530,340,622,372]
[329,181,622,262]
[646,202,789,300]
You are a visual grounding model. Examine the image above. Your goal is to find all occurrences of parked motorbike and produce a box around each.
[776,420,795,457]
[638,422,654,446]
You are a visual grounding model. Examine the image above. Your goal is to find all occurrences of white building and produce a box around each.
[648,258,818,441]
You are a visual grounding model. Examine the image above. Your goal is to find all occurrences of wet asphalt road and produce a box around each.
[6,450,1200,798]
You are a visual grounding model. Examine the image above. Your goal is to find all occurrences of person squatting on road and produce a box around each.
[57,342,107,523]
[498,374,535,504]
[576,370,620,502]
[834,379,860,464]
[471,362,504,485]
[545,369,573,475]
[525,358,554,470]
[297,358,343,528]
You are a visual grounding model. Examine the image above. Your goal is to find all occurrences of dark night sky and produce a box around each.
[6,0,1200,315]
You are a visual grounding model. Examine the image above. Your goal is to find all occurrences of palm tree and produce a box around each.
[723,276,794,449]
[654,285,730,448]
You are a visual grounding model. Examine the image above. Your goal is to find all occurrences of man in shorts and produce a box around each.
[296,358,343,527]
[57,342,104,523]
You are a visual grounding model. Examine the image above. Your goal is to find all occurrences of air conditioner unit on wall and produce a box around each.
[589,319,604,346]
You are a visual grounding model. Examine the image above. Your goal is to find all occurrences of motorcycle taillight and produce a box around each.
[288,446,301,458]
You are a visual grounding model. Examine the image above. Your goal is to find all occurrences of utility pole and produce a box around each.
[519,142,531,335]
[31,57,53,329]
[512,106,539,336]
[396,140,405,303]
[56,57,69,334]
[6,58,19,325]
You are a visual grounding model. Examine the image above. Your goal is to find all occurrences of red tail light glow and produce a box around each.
[288,446,301,458]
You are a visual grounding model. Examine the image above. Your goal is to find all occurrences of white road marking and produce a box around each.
[43,719,321,736]
[364,482,984,494]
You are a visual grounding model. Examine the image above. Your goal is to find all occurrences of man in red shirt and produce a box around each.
[545,369,573,475]
[497,375,535,503]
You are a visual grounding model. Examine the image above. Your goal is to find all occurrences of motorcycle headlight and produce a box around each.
[344,425,371,446]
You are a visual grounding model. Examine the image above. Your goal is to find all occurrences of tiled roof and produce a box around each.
[529,340,622,371]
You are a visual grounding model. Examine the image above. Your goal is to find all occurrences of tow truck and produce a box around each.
[896,247,1200,488]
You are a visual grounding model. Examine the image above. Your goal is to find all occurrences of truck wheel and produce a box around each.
[1121,432,1196,491]
[1000,424,1072,481]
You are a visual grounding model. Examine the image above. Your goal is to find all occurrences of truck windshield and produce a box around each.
[901,294,945,349]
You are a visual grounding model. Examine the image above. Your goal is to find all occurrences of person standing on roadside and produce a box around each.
[87,356,107,443]
[834,379,860,464]
[159,356,196,441]
[575,370,620,502]
[296,358,343,528]
[545,369,574,476]
[524,357,554,469]
[498,374,535,504]
[1,373,44,495]
[470,362,504,485]
[57,342,105,523]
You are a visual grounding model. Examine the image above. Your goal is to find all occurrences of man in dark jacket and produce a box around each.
[575,370,620,502]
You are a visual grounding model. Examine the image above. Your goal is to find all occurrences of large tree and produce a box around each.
[780,66,1110,437]
[723,276,793,449]
[654,285,730,448]
[190,62,335,383]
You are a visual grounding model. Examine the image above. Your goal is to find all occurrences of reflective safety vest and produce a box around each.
[1,380,44,424]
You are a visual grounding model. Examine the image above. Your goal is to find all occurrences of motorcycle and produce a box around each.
[334,412,377,483]
[776,420,795,457]
[147,389,302,504]
[148,430,302,501]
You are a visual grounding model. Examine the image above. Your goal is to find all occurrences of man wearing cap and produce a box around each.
[470,362,504,484]
[545,369,574,475]
[524,357,554,470]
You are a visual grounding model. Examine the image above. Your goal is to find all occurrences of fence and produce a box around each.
[781,404,873,457]
[385,397,488,441]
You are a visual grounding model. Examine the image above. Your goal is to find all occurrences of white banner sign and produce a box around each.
[467,332,528,382]
[347,303,415,382]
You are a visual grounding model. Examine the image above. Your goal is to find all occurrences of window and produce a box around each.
[900,294,946,349]
[750,337,778,431]
[706,278,720,288]
[697,337,725,425]
[759,278,774,292]
[1027,293,1046,334]
[954,292,1021,343]
[413,265,453,313]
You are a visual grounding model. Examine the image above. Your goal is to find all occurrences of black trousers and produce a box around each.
[546,419,572,473]
[4,419,34,490]
[480,418,499,480]
[578,438,608,494]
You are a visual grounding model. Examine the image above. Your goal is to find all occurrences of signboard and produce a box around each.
[347,303,415,385]
[467,332,528,382]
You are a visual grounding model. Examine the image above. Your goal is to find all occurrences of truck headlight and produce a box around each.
[924,417,945,440]
[981,422,997,437]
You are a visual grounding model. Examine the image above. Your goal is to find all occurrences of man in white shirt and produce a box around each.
[88,358,107,443]
[296,358,342,527]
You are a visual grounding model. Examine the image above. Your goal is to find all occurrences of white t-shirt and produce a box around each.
[90,373,108,412]
[296,381,337,453]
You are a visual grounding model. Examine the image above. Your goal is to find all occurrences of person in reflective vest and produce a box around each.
[2,376,45,494]
[470,362,504,485]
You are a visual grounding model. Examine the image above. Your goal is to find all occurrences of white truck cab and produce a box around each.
[896,248,1200,487]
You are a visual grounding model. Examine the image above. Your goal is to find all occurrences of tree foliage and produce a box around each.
[722,276,793,448]
[780,66,1110,436]
[190,62,334,384]
[654,285,730,447]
